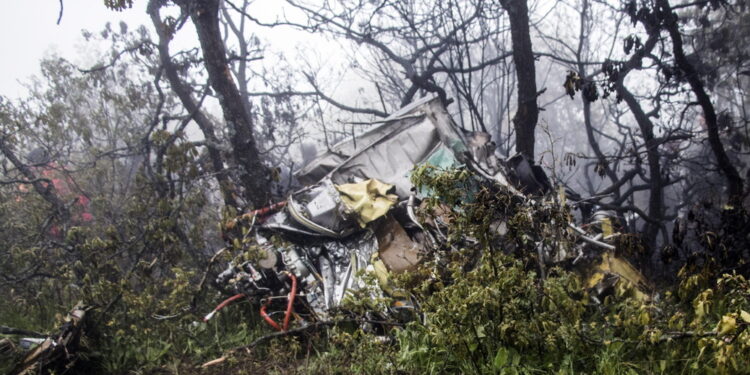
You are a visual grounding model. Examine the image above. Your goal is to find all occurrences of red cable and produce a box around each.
[259,273,297,331]
[203,293,246,322]
[283,274,297,331]
[205,273,297,330]
[247,201,287,218]
[260,301,283,331]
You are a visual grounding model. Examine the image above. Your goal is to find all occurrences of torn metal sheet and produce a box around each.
[211,96,648,332]
[296,97,484,198]
[216,230,380,320]
[260,207,327,237]
[286,178,358,238]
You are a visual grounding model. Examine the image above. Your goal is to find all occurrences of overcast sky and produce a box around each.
[0,1,153,98]
[0,1,363,103]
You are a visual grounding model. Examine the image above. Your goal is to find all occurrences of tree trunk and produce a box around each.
[658,0,743,202]
[615,32,663,248]
[188,0,270,209]
[617,84,663,248]
[147,0,239,210]
[500,0,539,159]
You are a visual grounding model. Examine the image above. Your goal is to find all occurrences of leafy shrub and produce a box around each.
[300,166,750,374]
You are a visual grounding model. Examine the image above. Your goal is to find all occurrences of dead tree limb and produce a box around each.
[0,326,46,338]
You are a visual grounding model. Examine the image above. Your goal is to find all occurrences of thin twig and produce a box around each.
[57,0,63,24]
[190,247,229,309]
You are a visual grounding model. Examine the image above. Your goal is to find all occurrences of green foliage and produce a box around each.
[0,35,275,373]
[3,155,749,375]
[4,71,750,373]
[0,169,278,373]
[298,167,750,374]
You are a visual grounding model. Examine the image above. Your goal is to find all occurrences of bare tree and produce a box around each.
[657,0,743,201]
[147,0,271,210]
[241,0,515,129]
[500,0,540,159]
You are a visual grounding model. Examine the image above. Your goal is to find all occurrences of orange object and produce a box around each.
[260,273,297,331]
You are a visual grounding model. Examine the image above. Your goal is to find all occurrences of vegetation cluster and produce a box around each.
[2,0,750,373]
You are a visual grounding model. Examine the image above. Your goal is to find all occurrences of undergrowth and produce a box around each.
[296,165,750,374]
[3,166,750,374]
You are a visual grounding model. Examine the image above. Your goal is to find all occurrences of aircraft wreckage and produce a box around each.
[5,97,652,374]
[208,96,652,330]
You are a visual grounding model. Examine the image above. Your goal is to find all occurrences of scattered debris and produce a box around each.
[211,96,652,331]
[6,97,654,373]
[8,303,88,375]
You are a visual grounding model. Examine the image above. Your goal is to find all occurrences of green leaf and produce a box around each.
[493,347,509,370]
[511,348,520,366]
[476,324,486,338]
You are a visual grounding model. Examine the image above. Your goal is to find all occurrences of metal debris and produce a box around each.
[212,96,651,330]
